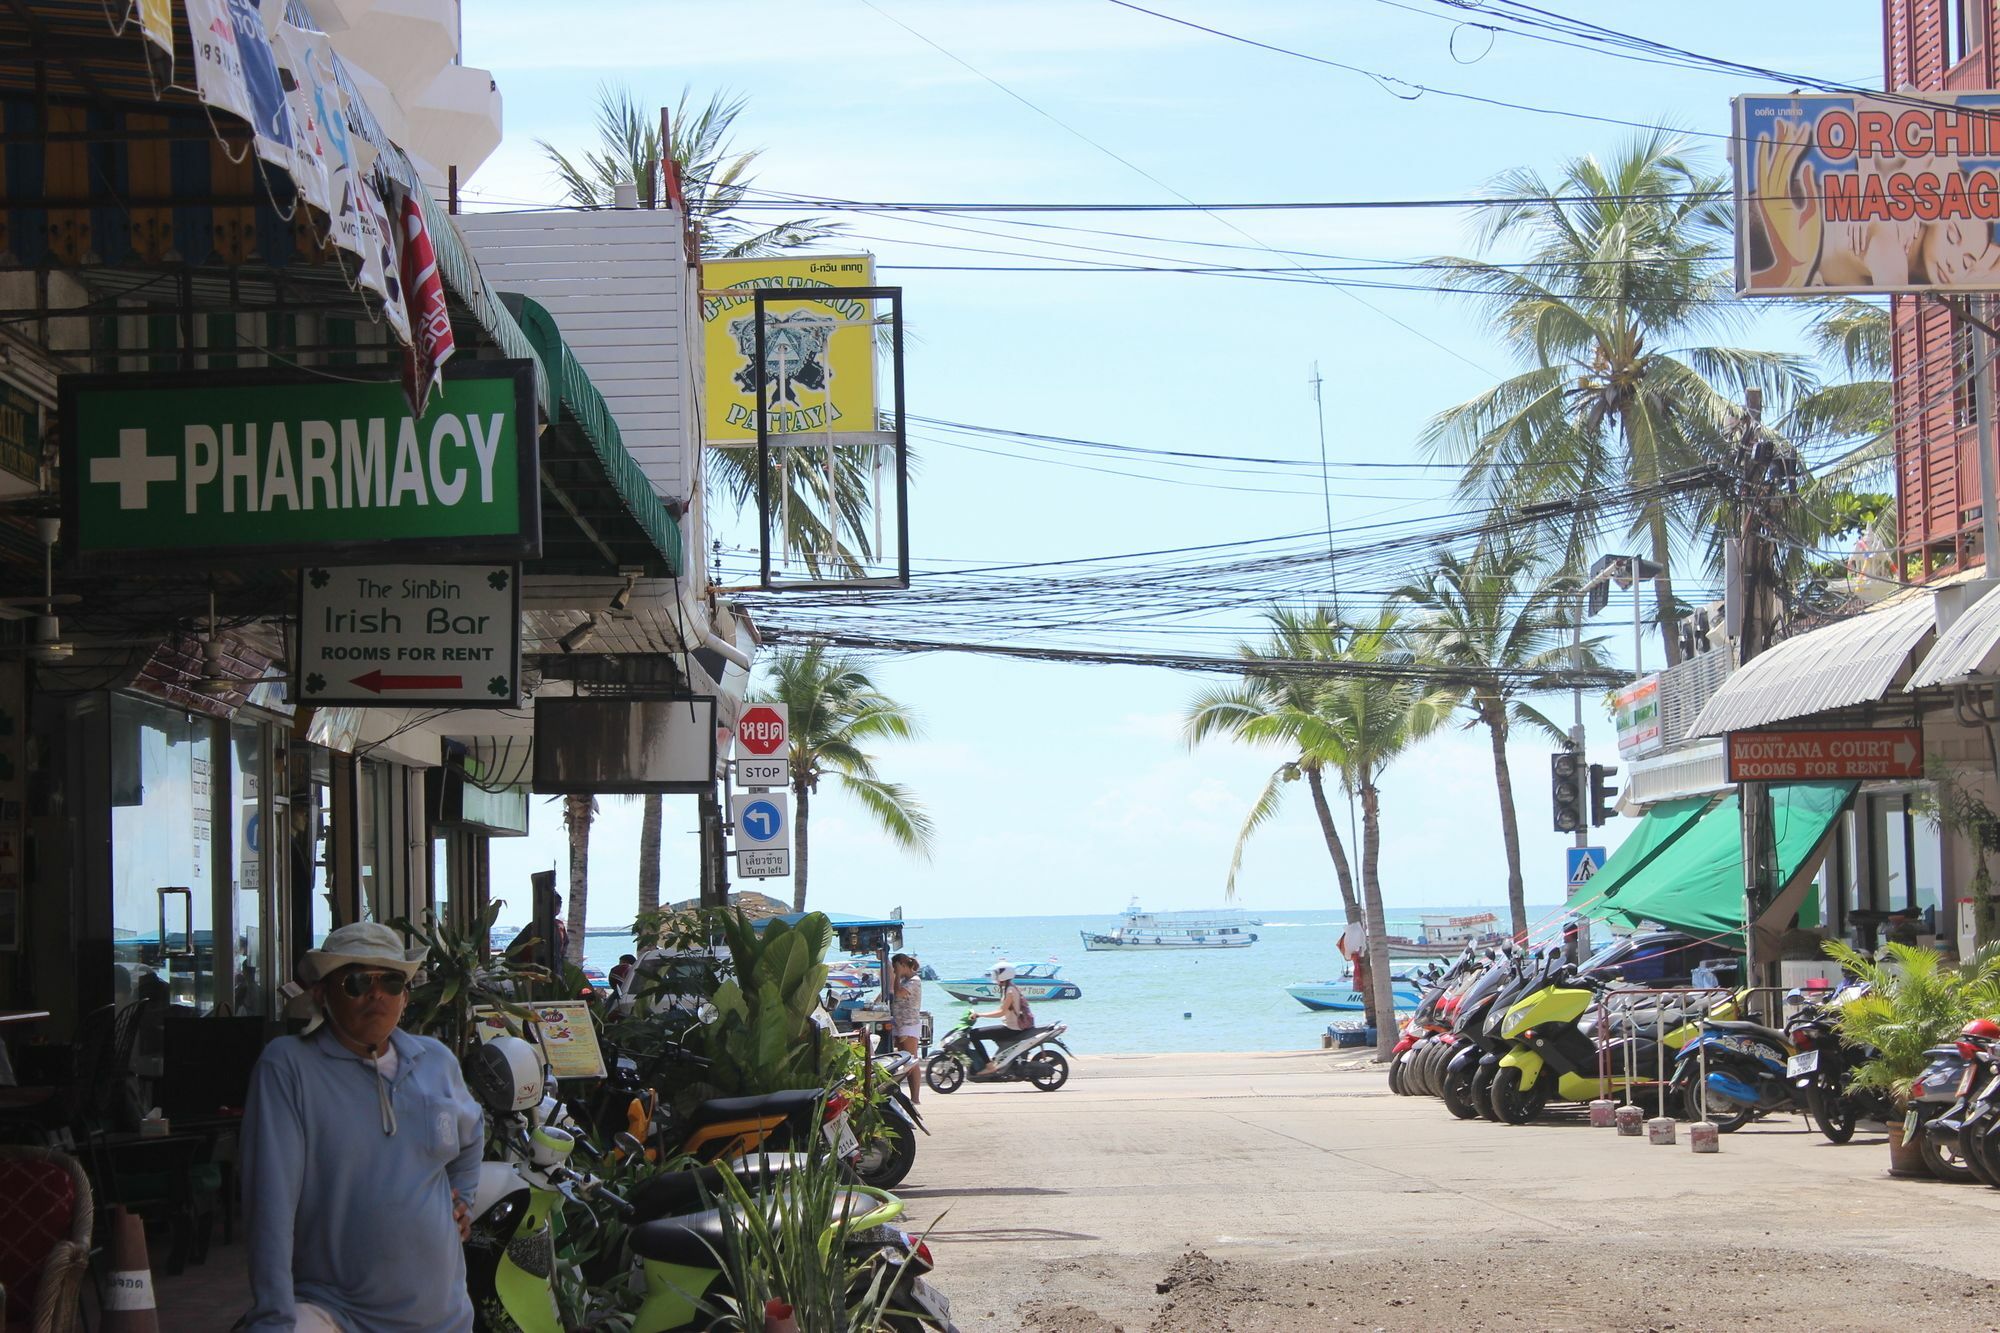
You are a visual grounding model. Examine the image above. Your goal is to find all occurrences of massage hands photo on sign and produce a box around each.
[1740,93,2000,293]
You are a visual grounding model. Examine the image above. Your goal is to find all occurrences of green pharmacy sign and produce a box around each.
[60,363,540,566]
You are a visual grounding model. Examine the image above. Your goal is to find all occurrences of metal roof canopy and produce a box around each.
[1691,596,1936,736]
[1908,579,2000,689]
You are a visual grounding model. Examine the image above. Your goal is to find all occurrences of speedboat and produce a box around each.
[1286,972,1423,1012]
[936,962,1082,1003]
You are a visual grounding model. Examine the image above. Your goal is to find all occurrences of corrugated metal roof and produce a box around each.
[1691,596,1935,736]
[1908,581,2000,688]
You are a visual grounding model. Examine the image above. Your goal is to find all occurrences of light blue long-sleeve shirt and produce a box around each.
[242,1026,485,1332]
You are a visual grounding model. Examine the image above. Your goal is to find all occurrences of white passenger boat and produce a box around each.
[1080,901,1259,951]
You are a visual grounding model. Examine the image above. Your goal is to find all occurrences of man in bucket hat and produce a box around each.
[240,922,485,1332]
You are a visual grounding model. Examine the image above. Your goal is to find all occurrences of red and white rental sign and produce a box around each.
[738,704,790,759]
[1725,728,1922,783]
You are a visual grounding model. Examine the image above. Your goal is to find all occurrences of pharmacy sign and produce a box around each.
[59,363,540,566]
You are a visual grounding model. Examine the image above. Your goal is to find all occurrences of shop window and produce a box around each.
[358,759,392,922]
[1864,790,1945,929]
[230,722,265,1016]
[109,697,215,1073]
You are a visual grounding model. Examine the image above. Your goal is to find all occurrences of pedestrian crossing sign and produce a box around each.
[1566,846,1606,891]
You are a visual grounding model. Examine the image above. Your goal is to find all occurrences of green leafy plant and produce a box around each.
[1825,940,2000,1104]
[395,901,547,1058]
[702,910,835,1098]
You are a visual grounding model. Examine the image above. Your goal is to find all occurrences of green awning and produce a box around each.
[1575,782,1855,943]
[501,293,684,576]
[1564,795,1715,923]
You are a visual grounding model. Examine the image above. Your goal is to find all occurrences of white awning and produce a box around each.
[1909,581,2000,689]
[1692,596,1935,736]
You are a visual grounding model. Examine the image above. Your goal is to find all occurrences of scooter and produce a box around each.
[462,1037,957,1332]
[1668,1008,1797,1132]
[1909,1039,1979,1182]
[925,1014,1072,1093]
[854,1048,929,1190]
[1783,982,1895,1143]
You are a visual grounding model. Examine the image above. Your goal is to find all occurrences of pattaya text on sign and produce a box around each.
[1725,728,1923,782]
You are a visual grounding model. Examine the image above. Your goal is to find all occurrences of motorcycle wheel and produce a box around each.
[855,1113,919,1190]
[1697,1085,1758,1134]
[1417,1043,1446,1097]
[1807,1085,1858,1144]
[925,1055,966,1095]
[1473,1064,1502,1122]
[1440,1060,1483,1120]
[1919,1115,1980,1183]
[1961,1125,1998,1188]
[1387,1054,1408,1096]
[1488,1068,1548,1125]
[1027,1050,1070,1092]
[1973,1120,2000,1189]
[1426,1043,1455,1097]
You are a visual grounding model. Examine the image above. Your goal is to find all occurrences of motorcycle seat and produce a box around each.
[629,1192,884,1266]
[1701,1019,1789,1046]
[627,1155,812,1222]
[685,1089,824,1128]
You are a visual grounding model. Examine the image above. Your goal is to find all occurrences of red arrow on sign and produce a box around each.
[739,704,787,755]
[351,669,465,694]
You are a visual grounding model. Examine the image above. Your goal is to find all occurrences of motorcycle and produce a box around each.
[853,1047,929,1190]
[1939,1019,2000,1187]
[1908,1039,1980,1182]
[1783,982,1895,1143]
[1668,1009,1797,1132]
[462,1036,958,1332]
[925,1013,1072,1093]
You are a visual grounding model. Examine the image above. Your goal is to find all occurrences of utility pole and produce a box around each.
[1734,388,1778,997]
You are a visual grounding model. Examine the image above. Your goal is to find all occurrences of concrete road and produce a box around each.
[893,1050,2000,1331]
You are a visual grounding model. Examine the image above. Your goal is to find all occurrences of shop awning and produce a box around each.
[1564,795,1716,923]
[1574,782,1856,942]
[504,295,683,576]
[1909,582,2000,688]
[1691,597,1934,736]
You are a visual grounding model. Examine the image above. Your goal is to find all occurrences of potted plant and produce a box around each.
[1823,940,2000,1176]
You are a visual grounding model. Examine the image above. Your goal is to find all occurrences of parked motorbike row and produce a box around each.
[1388,936,2000,1193]
[457,1025,961,1333]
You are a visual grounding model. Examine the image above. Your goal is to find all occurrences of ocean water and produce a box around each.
[582,905,1570,1055]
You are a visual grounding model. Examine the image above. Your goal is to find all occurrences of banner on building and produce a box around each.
[398,193,455,416]
[1735,92,2000,295]
[702,256,878,445]
[59,362,540,567]
[135,0,175,61]
[1612,674,1663,759]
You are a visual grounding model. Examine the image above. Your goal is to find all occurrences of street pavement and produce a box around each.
[895,1049,2000,1330]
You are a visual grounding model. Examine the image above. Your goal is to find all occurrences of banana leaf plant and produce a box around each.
[395,901,549,1058]
[701,909,834,1098]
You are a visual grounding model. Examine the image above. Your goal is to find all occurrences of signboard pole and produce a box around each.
[1976,295,2000,570]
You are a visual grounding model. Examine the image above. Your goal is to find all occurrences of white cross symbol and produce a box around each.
[90,428,177,510]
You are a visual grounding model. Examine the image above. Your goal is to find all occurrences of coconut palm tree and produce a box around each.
[562,794,593,967]
[1396,544,1597,943]
[1424,130,1814,666]
[1316,608,1459,1059]
[757,645,934,912]
[637,794,664,920]
[1183,604,1363,929]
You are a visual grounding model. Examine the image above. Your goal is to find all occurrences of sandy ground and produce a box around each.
[894,1049,2000,1332]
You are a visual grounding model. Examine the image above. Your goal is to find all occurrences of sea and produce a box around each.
[579,904,1574,1056]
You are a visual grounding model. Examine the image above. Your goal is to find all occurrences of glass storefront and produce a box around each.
[230,720,265,1016]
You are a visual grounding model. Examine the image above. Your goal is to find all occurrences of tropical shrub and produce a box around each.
[1825,940,2000,1103]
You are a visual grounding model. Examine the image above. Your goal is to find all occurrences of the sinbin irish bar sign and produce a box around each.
[59,362,540,567]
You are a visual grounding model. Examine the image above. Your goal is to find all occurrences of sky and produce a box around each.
[469,1,1884,929]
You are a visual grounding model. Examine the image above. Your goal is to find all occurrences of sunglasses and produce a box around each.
[336,970,411,999]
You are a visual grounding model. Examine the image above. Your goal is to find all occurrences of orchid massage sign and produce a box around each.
[59,363,540,567]
[1735,92,2000,295]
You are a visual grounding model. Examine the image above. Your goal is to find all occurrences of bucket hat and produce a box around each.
[300,921,425,984]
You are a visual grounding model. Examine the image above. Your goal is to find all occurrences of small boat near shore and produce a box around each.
[1081,901,1259,951]
[1381,912,1509,958]
[1286,973,1424,1012]
[935,962,1083,1003]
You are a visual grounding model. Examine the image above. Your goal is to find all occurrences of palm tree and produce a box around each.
[1424,130,1814,665]
[1316,608,1458,1059]
[1396,544,1595,942]
[757,645,934,911]
[637,794,664,921]
[1183,605,1364,930]
[539,85,836,257]
[562,794,593,967]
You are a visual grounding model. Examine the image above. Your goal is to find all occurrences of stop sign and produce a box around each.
[739,704,789,757]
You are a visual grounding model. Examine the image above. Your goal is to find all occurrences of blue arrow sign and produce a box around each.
[1566,845,1607,891]
[739,798,784,845]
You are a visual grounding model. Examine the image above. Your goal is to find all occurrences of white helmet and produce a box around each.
[990,961,1015,983]
[465,1035,546,1114]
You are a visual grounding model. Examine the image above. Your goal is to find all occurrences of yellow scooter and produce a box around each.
[1489,966,1737,1124]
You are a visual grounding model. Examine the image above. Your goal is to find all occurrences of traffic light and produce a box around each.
[1589,763,1619,827]
[1550,748,1582,834]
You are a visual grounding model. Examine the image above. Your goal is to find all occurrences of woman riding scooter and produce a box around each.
[969,962,1035,1075]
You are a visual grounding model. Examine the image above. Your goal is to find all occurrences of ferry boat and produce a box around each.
[935,963,1083,1003]
[1080,901,1259,951]
[1285,973,1424,1012]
